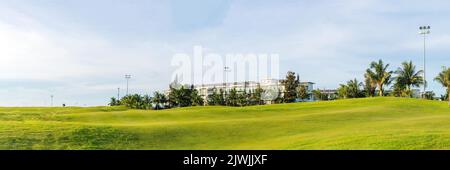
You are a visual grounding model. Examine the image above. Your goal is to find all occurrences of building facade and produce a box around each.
[194,79,315,104]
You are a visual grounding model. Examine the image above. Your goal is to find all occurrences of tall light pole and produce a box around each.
[125,75,131,96]
[419,26,431,97]
[117,88,120,100]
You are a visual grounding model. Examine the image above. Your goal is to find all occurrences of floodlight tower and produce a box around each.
[419,26,431,97]
[125,75,131,96]
[117,88,120,100]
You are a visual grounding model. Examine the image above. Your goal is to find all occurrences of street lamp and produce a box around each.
[419,26,431,97]
[125,75,131,96]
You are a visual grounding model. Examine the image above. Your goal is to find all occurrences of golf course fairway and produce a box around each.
[0,97,449,150]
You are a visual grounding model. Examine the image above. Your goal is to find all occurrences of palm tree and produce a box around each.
[364,71,377,97]
[347,79,363,98]
[226,88,239,106]
[337,84,349,99]
[394,61,424,97]
[252,84,265,105]
[131,94,143,109]
[120,95,139,109]
[392,81,407,97]
[143,95,153,109]
[237,91,249,107]
[338,79,363,99]
[366,59,393,96]
[207,87,222,106]
[190,89,204,106]
[434,67,450,106]
[109,97,119,106]
[152,91,167,110]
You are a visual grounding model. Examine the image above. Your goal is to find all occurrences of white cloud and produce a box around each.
[1,0,450,106]
[0,7,175,106]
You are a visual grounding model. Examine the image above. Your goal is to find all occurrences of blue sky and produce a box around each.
[0,0,449,106]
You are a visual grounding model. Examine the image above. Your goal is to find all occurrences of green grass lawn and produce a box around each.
[0,97,448,150]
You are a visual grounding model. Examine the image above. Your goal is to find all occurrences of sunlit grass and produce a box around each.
[0,97,448,150]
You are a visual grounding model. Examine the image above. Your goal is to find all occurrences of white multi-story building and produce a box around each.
[194,79,315,104]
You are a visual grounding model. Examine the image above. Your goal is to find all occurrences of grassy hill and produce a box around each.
[0,97,448,150]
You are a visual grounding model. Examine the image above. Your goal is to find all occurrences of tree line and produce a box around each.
[109,85,204,110]
[109,70,311,109]
[109,60,449,109]
[334,59,449,104]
